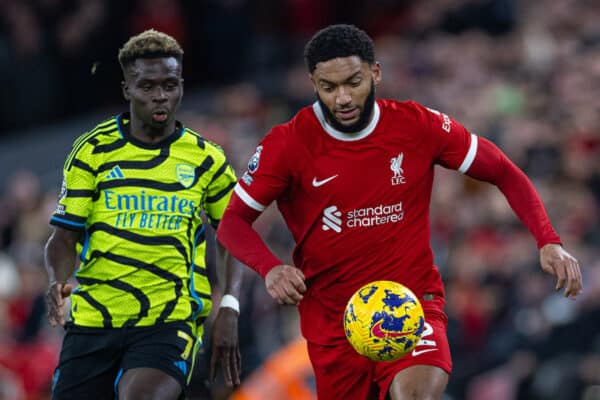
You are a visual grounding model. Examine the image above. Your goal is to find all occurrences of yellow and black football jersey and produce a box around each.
[50,113,236,328]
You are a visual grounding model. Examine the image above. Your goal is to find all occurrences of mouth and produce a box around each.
[152,110,169,123]
[335,107,359,122]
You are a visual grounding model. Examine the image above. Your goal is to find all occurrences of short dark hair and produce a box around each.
[303,24,375,73]
[118,29,184,70]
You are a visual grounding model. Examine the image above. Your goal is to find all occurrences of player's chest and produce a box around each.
[294,139,431,202]
[95,147,211,199]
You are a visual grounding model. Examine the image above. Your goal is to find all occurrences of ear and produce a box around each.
[372,62,382,86]
[121,80,130,101]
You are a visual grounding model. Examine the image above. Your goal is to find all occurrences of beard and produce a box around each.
[317,81,376,134]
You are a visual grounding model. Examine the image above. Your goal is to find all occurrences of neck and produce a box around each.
[129,115,176,144]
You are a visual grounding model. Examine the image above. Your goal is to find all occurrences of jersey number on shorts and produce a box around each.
[417,322,436,347]
[411,322,438,356]
[178,330,194,360]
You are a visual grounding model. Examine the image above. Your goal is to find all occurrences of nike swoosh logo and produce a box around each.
[412,348,438,356]
[312,175,338,187]
[371,320,417,339]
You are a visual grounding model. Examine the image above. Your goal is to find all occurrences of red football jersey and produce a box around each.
[235,99,478,344]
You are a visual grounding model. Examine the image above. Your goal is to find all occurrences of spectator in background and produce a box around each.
[0,251,56,400]
[129,0,188,47]
[0,0,112,130]
[0,0,61,131]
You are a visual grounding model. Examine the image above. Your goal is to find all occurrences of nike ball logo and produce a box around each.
[312,175,338,187]
[371,320,416,339]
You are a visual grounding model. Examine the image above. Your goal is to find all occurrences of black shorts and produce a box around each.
[51,321,199,400]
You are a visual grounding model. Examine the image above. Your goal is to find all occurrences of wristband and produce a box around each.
[219,294,240,313]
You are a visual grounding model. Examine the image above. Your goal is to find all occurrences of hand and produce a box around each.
[265,264,306,305]
[210,307,241,387]
[46,281,72,327]
[539,244,583,299]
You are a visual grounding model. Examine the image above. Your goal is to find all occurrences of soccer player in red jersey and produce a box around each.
[217,24,583,399]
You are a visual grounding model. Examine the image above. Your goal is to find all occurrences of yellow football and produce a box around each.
[343,280,425,361]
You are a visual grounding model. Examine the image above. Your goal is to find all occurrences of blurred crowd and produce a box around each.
[1,0,600,399]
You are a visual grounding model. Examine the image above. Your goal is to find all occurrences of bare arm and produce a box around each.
[216,239,243,300]
[44,226,80,326]
[210,238,243,387]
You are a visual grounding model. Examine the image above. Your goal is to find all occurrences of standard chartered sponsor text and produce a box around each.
[346,201,404,228]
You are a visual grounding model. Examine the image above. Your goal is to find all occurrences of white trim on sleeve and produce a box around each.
[234,183,266,212]
[458,134,478,173]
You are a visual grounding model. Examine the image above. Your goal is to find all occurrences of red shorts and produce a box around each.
[306,309,452,400]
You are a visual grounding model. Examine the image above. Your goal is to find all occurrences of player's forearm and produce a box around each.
[215,239,243,299]
[217,208,282,279]
[466,137,561,248]
[497,167,561,248]
[44,228,79,284]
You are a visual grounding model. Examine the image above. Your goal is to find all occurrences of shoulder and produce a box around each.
[379,99,433,122]
[64,115,121,169]
[181,127,229,163]
[263,105,316,144]
[74,116,121,147]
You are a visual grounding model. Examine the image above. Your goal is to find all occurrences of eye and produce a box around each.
[321,85,334,93]
[350,80,361,87]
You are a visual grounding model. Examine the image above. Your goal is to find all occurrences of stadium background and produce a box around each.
[0,0,599,399]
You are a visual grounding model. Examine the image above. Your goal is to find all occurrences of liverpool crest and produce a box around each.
[390,153,406,185]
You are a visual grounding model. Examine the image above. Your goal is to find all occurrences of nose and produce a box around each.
[153,87,167,102]
[336,86,351,106]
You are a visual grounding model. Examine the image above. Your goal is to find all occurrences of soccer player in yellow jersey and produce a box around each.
[44,29,242,399]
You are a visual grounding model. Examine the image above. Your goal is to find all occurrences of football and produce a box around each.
[343,280,425,361]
